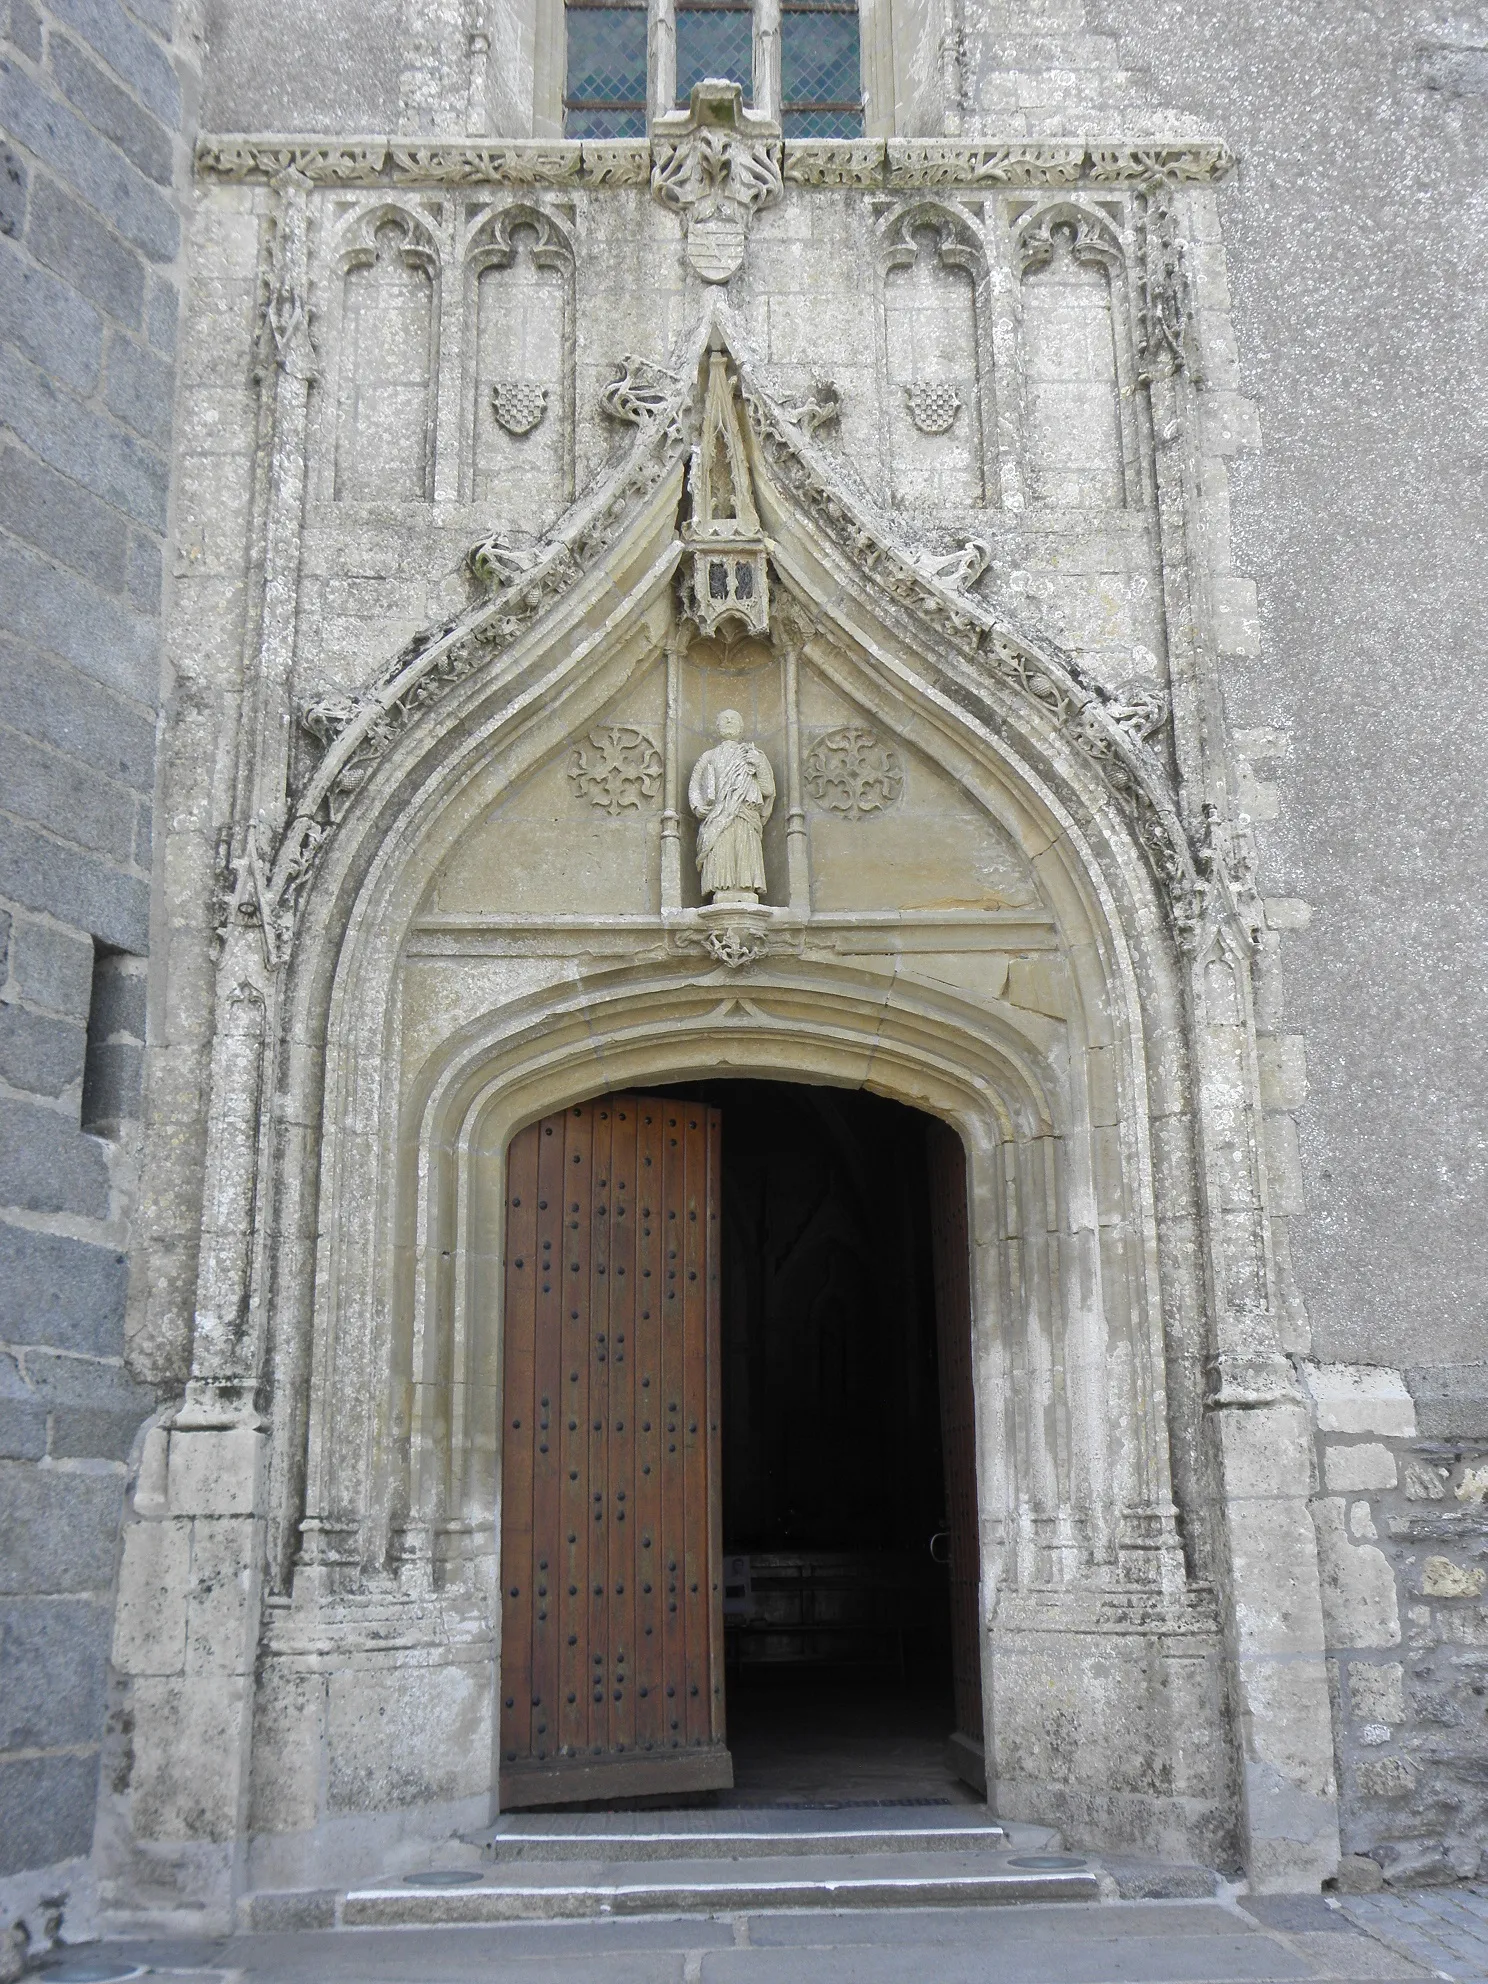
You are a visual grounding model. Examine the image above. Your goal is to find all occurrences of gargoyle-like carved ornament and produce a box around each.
[651,82,783,283]
[601,355,683,426]
[778,380,841,436]
[910,537,990,591]
[1102,683,1169,748]
[466,528,551,590]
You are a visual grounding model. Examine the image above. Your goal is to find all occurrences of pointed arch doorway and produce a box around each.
[498,1081,983,1810]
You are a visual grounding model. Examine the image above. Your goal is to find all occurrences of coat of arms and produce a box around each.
[904,381,963,434]
[490,379,548,436]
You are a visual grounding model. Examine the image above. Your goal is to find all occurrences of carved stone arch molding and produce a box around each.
[264,368,1227,1863]
[114,315,1340,1919]
[272,588,1223,1874]
[318,199,444,504]
[1007,197,1147,511]
[460,201,577,514]
[877,200,997,508]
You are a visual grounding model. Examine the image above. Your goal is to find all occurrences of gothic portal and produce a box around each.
[98,59,1348,1929]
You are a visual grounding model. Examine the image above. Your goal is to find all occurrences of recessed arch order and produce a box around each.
[168,318,1330,1890]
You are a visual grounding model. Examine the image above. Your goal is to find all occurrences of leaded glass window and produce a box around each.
[675,0,754,105]
[781,0,863,136]
[565,0,648,137]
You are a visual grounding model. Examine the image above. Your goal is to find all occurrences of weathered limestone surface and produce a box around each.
[94,79,1336,1910]
[4,0,1484,1942]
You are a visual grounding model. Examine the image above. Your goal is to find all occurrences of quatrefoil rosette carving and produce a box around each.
[567,726,663,816]
[804,725,905,820]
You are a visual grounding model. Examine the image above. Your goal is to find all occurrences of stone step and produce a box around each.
[338,1847,1104,1926]
[469,1807,1036,1863]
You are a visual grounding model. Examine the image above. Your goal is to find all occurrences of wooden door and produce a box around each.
[499,1094,732,1807]
[927,1119,986,1784]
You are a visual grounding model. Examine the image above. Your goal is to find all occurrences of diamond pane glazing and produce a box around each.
[781,6,862,117]
[566,106,647,135]
[783,106,864,136]
[565,4,647,131]
[675,5,754,101]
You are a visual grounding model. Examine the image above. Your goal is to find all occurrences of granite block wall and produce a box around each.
[0,0,195,1932]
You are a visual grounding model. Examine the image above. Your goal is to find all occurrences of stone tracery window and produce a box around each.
[675,0,755,105]
[564,0,648,136]
[561,0,863,133]
[781,0,863,135]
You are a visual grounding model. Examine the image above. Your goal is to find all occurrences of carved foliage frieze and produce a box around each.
[804,725,905,820]
[198,136,1233,192]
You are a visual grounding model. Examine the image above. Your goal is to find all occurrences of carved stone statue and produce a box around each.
[688,709,776,904]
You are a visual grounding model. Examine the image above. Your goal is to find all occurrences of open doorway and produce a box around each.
[652,1079,978,1807]
[497,1082,982,1811]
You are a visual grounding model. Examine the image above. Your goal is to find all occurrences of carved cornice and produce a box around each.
[195,137,650,186]
[197,134,1232,190]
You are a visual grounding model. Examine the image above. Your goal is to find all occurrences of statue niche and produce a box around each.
[689,707,776,904]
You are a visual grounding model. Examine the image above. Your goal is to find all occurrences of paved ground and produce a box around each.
[47,1892,1488,1984]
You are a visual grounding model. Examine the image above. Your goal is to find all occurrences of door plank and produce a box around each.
[634,1100,663,1757]
[499,1121,539,1769]
[705,1104,726,1745]
[682,1100,709,1750]
[603,1098,637,1759]
[532,1112,569,1764]
[557,1108,588,1759]
[660,1103,687,1758]
[501,1095,732,1806]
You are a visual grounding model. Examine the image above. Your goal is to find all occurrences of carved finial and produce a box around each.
[1136,191,1201,382]
[681,352,770,637]
[253,168,317,383]
[1176,801,1263,957]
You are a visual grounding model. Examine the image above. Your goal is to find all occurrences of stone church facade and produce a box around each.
[2,0,1485,1942]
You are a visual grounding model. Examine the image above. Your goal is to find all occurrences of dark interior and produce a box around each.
[653,1079,965,1804]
